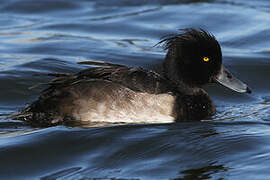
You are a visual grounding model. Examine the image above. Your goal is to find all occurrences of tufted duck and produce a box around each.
[11,29,251,127]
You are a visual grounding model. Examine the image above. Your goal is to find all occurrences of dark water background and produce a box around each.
[1,0,270,179]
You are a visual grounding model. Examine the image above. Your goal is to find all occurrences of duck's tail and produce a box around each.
[7,106,33,122]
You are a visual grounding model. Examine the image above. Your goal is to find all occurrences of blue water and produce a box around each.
[1,0,270,179]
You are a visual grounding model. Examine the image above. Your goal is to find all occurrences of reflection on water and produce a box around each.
[175,163,229,180]
[1,122,270,179]
[0,0,270,179]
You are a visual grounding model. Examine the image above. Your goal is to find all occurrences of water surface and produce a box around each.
[1,0,270,179]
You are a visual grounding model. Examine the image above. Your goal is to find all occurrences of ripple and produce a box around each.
[0,0,270,179]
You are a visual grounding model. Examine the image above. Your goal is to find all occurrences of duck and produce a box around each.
[11,28,251,127]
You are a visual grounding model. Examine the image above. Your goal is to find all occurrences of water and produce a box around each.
[0,0,270,179]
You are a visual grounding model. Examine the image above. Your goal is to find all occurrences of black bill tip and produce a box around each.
[246,86,252,94]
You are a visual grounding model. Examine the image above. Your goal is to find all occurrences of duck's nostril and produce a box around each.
[225,71,232,79]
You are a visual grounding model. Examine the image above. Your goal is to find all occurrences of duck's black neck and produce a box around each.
[162,55,216,120]
[162,63,202,95]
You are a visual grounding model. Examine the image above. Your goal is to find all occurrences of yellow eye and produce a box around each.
[203,57,210,62]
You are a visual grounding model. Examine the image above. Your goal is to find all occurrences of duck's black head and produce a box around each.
[161,28,222,86]
[160,28,251,93]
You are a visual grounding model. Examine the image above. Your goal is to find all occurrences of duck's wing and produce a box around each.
[37,60,173,94]
[75,66,174,94]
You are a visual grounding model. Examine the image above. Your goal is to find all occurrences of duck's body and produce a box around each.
[16,66,214,126]
[12,29,250,127]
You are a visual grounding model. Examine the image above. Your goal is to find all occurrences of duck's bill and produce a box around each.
[215,65,251,93]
